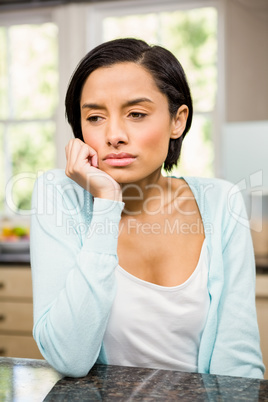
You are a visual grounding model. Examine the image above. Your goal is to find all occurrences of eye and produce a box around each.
[129,112,147,119]
[86,115,103,123]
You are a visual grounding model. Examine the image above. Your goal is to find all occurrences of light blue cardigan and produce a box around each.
[30,169,265,378]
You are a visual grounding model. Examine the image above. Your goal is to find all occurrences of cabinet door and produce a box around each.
[0,267,32,299]
[256,298,268,380]
[0,334,43,359]
[0,301,33,332]
[256,275,268,380]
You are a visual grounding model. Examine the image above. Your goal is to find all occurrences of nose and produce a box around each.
[105,118,128,148]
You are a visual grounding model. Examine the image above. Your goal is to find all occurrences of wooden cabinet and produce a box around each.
[256,274,268,380]
[0,266,43,359]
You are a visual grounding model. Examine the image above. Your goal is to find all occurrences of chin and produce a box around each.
[105,168,142,185]
[109,168,163,186]
[111,173,139,184]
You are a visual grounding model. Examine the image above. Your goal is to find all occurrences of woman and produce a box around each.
[30,38,264,379]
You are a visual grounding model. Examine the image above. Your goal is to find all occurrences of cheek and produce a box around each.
[138,125,170,151]
[81,128,99,149]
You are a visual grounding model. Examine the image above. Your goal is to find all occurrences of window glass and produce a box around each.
[179,115,214,177]
[0,124,4,211]
[6,122,55,212]
[1,22,58,214]
[9,23,58,119]
[104,13,160,44]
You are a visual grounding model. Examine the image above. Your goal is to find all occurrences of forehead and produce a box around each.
[81,62,161,98]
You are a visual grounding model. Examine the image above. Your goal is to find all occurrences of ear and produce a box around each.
[170,105,189,139]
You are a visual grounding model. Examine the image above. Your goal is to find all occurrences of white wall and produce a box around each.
[222,121,268,188]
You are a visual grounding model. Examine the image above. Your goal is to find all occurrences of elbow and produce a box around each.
[45,348,95,378]
[57,361,92,378]
[42,348,94,378]
[34,335,95,378]
[33,319,101,378]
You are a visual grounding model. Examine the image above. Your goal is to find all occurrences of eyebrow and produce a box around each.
[81,97,154,110]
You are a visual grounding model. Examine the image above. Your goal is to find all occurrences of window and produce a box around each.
[0,21,58,214]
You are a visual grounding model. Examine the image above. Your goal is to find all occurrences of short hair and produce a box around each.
[65,38,193,172]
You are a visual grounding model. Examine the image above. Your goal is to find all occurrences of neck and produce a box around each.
[121,170,173,217]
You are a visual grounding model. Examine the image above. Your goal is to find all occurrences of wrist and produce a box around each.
[96,187,122,202]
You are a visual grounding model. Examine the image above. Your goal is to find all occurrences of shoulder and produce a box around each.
[183,176,245,207]
[180,176,232,210]
[182,176,247,226]
[183,176,235,196]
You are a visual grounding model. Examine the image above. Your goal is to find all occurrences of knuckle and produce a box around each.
[72,163,80,174]
[82,143,90,153]
[74,138,81,146]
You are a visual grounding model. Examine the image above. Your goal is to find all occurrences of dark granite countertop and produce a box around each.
[0,357,268,401]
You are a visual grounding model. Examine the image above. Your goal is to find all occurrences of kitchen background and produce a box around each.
[0,0,267,379]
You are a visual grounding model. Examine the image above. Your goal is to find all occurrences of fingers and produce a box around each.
[77,142,99,169]
[65,139,98,177]
[64,139,122,200]
[65,138,82,168]
[91,153,98,168]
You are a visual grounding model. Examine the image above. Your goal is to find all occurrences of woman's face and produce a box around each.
[80,62,185,184]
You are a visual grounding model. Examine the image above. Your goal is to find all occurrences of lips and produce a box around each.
[104,152,135,160]
[103,152,136,167]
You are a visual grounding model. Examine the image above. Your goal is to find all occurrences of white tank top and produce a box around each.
[103,239,209,372]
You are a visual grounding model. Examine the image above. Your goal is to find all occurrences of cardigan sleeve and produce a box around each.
[209,184,265,379]
[30,171,124,377]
